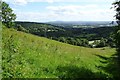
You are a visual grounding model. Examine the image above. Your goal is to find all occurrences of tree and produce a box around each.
[16,24,29,33]
[1,1,16,28]
[96,38,107,48]
[76,38,82,46]
[58,37,67,43]
[81,39,89,47]
[113,0,120,61]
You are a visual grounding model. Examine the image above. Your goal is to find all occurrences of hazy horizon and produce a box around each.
[15,20,115,23]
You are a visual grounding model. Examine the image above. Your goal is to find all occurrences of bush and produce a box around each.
[96,38,107,48]
[16,24,29,33]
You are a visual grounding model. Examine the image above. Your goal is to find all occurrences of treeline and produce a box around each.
[52,37,89,47]
[49,37,115,48]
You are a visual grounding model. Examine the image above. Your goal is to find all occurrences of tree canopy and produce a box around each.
[113,0,120,61]
[1,1,16,28]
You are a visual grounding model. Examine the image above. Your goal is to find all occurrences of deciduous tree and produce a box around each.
[113,0,120,61]
[1,1,16,28]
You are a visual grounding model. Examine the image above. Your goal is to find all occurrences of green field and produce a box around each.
[2,26,118,78]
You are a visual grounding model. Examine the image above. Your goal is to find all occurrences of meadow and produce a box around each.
[2,26,119,79]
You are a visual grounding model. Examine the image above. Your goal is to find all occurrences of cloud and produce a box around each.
[3,0,115,5]
[16,12,45,22]
[46,5,115,21]
[13,0,28,5]
[15,4,115,22]
[15,11,60,22]
[3,0,116,21]
[46,5,99,14]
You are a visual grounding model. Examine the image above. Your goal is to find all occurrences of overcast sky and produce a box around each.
[3,0,116,22]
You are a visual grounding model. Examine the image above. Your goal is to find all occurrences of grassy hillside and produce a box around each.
[2,26,118,78]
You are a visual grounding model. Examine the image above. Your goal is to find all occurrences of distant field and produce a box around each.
[2,27,118,78]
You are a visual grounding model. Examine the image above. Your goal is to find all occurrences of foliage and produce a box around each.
[1,1,16,28]
[107,33,116,47]
[116,30,120,57]
[16,24,29,33]
[113,0,120,61]
[57,37,89,47]
[58,37,67,43]
[95,38,107,48]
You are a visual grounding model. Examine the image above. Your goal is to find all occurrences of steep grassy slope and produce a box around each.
[2,27,116,78]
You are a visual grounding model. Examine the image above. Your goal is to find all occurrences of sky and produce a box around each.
[3,0,116,22]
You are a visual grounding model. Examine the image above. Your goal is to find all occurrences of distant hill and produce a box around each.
[47,21,117,27]
[15,21,59,28]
